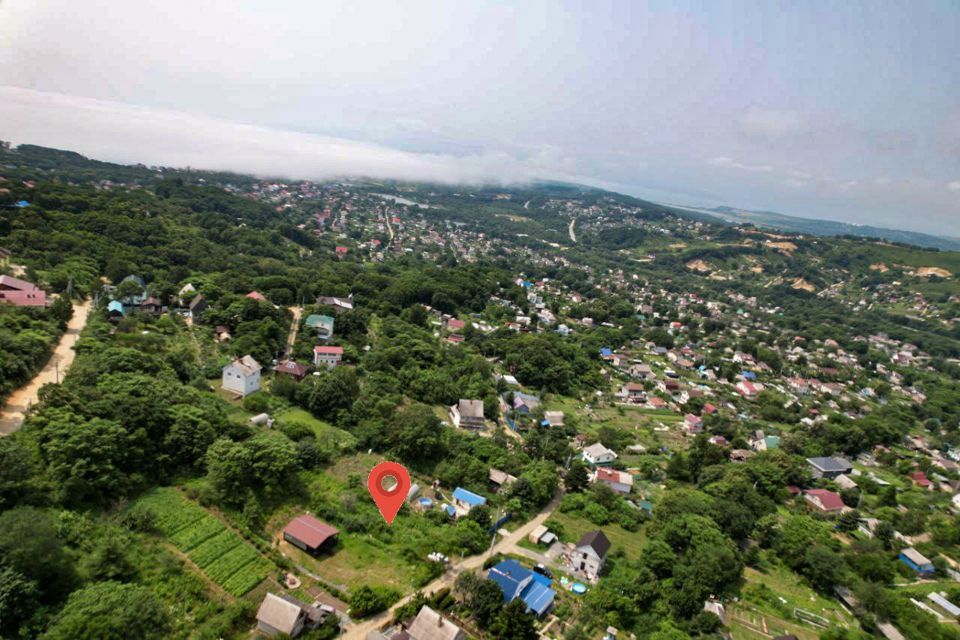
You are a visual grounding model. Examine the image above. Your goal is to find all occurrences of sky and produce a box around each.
[1,0,959,236]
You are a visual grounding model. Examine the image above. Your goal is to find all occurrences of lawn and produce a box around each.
[731,562,859,639]
[275,407,357,449]
[547,511,647,560]
[134,487,274,597]
[287,533,417,592]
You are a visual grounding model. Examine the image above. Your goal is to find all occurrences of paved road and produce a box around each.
[344,493,563,639]
[0,298,92,435]
[568,218,577,243]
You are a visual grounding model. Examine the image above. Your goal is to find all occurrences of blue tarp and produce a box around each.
[600,347,613,357]
[741,371,757,380]
[14,200,29,208]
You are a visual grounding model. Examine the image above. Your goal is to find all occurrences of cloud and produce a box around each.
[736,107,805,141]
[949,181,960,192]
[0,86,586,187]
[706,156,774,173]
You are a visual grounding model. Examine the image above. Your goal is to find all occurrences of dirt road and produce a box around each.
[283,306,302,360]
[568,218,577,243]
[344,493,563,639]
[0,298,92,435]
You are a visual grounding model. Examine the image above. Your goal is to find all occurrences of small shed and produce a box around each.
[283,515,339,555]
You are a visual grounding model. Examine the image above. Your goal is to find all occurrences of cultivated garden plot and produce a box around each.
[135,488,273,597]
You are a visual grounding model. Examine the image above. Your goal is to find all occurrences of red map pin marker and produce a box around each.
[367,461,410,525]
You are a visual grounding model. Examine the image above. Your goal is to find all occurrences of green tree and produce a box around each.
[489,599,538,640]
[564,459,589,493]
[455,571,503,628]
[42,581,170,640]
[0,507,76,600]
[0,565,39,635]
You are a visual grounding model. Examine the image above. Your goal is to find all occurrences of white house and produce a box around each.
[582,443,618,467]
[574,530,611,579]
[222,355,261,397]
[449,399,485,429]
[313,345,343,369]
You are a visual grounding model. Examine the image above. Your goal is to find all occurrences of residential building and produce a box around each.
[807,456,853,479]
[449,399,485,429]
[804,489,845,514]
[487,559,556,616]
[222,355,261,397]
[255,593,330,638]
[0,274,46,307]
[574,530,611,579]
[406,605,466,640]
[451,487,486,517]
[313,345,343,369]
[592,468,633,495]
[582,443,618,467]
[543,411,565,427]
[273,360,309,381]
[305,314,335,338]
[489,468,517,493]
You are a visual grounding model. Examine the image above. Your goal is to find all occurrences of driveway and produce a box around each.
[0,298,92,435]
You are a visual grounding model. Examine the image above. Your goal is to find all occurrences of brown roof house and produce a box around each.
[284,515,339,555]
[273,360,309,381]
[406,605,466,640]
[256,592,331,638]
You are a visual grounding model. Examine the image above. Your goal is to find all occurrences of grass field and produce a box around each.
[287,534,416,591]
[729,563,858,640]
[135,487,273,597]
[275,407,357,449]
[548,511,647,560]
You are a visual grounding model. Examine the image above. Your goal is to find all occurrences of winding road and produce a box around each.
[344,492,563,639]
[0,298,92,435]
[568,218,577,243]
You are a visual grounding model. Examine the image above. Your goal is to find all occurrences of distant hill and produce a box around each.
[661,202,960,251]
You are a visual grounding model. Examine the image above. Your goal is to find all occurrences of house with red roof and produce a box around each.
[908,471,935,491]
[447,318,466,332]
[702,403,718,415]
[283,515,339,555]
[684,413,704,434]
[804,489,846,514]
[592,468,634,495]
[313,345,343,369]
[0,275,47,307]
[246,291,267,302]
[736,380,763,399]
[335,246,348,259]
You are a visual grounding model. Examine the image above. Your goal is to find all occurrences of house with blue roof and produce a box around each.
[599,347,613,358]
[107,300,125,319]
[451,487,486,517]
[487,559,556,617]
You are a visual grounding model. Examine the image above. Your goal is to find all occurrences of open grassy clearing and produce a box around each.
[135,487,273,597]
[547,511,647,561]
[274,406,357,449]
